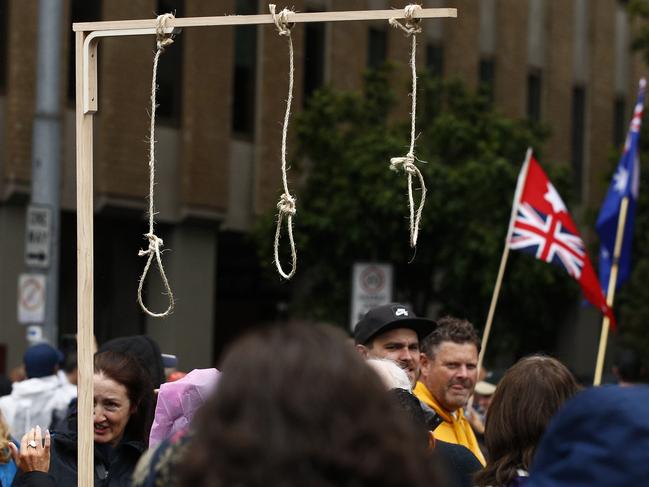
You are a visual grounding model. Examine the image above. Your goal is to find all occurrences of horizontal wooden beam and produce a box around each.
[73,8,457,32]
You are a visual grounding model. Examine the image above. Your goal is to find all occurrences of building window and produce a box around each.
[426,43,444,78]
[303,20,326,104]
[68,0,102,103]
[527,69,542,122]
[156,0,184,125]
[571,86,586,197]
[479,58,495,102]
[613,95,626,148]
[232,0,258,135]
[367,27,387,69]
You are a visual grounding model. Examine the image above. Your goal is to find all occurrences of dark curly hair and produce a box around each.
[178,322,442,487]
[474,355,580,486]
[420,316,480,359]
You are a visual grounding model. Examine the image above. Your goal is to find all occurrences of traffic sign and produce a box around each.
[350,263,393,329]
[18,273,46,324]
[25,205,51,268]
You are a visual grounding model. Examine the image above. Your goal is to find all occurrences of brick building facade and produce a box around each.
[0,0,646,374]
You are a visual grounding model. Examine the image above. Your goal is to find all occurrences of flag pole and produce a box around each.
[477,148,533,374]
[593,196,629,386]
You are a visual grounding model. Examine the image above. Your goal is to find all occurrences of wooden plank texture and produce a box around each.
[74,8,457,31]
[75,30,94,487]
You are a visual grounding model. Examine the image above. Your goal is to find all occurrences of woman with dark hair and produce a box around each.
[475,355,580,487]
[174,322,441,487]
[11,350,154,486]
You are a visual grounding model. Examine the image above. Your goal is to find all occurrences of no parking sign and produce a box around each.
[350,263,393,329]
[18,273,46,324]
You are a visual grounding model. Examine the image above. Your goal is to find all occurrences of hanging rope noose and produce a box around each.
[269,4,298,279]
[137,13,176,317]
[389,4,427,249]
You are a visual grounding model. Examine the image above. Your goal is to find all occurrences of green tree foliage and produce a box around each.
[612,0,649,362]
[630,0,649,65]
[256,67,580,360]
[615,124,649,355]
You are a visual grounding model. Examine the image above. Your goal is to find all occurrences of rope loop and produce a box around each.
[389,4,427,249]
[269,4,298,279]
[269,4,294,36]
[389,4,422,36]
[137,13,176,318]
[390,154,427,248]
[155,13,175,51]
[274,203,297,280]
[137,232,175,318]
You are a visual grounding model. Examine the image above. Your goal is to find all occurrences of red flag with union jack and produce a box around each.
[509,155,616,326]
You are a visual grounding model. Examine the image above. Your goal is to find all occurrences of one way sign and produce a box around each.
[25,205,51,269]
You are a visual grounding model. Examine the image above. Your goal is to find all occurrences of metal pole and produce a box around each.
[28,0,64,344]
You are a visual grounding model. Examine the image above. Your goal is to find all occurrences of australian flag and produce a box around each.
[509,154,615,324]
[596,79,645,296]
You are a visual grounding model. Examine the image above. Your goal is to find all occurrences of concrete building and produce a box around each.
[0,0,646,375]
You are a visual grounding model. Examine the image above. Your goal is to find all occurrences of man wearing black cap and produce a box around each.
[357,305,484,487]
[354,303,437,387]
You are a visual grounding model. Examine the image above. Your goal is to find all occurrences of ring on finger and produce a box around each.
[27,440,38,448]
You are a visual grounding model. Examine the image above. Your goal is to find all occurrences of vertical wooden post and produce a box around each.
[75,30,94,485]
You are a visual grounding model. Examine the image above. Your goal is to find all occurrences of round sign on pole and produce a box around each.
[360,265,386,294]
[350,263,393,329]
[18,273,47,324]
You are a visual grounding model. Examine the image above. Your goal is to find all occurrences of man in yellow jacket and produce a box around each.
[413,316,486,466]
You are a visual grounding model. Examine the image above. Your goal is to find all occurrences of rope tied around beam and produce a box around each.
[389,4,427,248]
[269,4,298,279]
[388,4,423,35]
[270,3,293,36]
[155,12,175,49]
[137,13,176,318]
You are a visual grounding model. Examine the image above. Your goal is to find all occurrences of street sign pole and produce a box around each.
[25,205,52,268]
[27,0,64,344]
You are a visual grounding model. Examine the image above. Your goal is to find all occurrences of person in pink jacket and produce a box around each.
[148,368,220,448]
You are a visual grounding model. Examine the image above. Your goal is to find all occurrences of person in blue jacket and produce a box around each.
[528,385,649,486]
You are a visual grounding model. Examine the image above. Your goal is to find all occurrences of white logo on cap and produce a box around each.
[395,308,408,317]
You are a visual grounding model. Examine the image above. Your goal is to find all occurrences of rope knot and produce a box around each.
[155,13,175,50]
[138,232,164,257]
[389,4,422,36]
[277,193,296,216]
[269,4,294,36]
[390,153,417,175]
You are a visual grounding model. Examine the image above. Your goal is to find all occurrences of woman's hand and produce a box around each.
[8,425,51,473]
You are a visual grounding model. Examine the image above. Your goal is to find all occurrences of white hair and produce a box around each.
[366,358,412,392]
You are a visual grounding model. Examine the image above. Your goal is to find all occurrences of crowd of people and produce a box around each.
[0,302,648,486]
